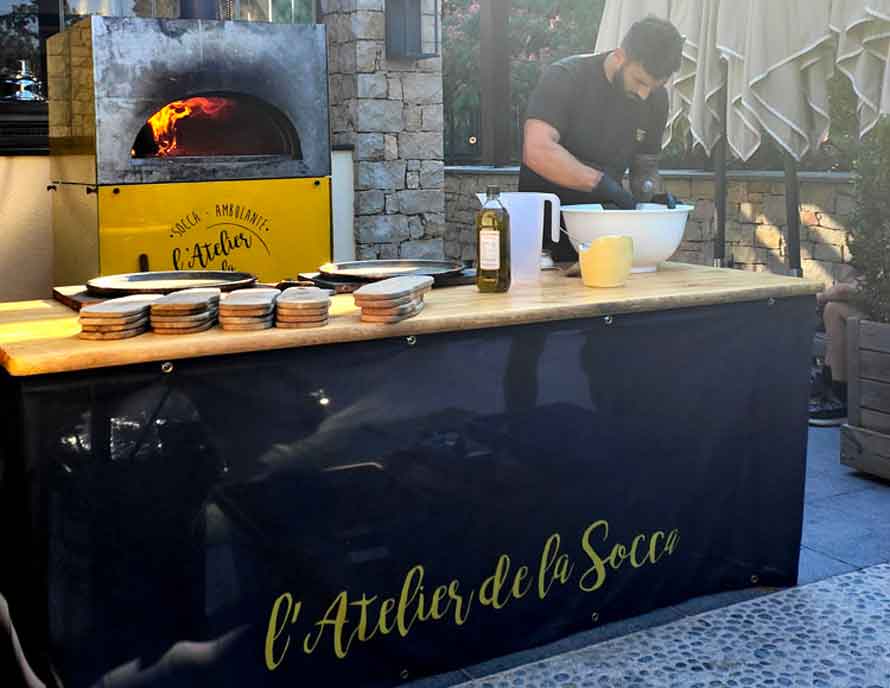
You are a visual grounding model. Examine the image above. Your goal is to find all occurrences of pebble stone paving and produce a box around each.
[452,564,890,688]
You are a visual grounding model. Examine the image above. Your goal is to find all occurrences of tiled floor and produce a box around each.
[453,565,890,688]
[406,427,890,688]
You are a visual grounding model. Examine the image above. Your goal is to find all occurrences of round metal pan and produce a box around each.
[86,270,257,296]
[318,259,464,282]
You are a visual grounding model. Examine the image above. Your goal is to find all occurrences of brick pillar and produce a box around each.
[320,0,446,260]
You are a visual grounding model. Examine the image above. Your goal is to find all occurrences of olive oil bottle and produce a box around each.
[475,185,511,292]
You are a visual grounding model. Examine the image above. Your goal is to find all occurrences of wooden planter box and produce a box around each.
[841,317,890,480]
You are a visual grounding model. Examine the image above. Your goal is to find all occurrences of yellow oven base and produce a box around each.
[53,177,331,285]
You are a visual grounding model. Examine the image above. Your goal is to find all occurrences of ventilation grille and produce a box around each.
[0,103,48,154]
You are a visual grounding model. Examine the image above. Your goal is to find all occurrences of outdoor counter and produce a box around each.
[0,263,819,376]
[0,263,821,688]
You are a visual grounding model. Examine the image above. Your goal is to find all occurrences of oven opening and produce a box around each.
[130,93,302,159]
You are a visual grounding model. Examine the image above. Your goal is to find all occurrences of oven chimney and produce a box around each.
[179,0,218,19]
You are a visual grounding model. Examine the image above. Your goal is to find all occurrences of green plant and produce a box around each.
[847,117,890,323]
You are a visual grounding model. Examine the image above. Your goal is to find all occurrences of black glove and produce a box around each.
[649,192,679,209]
[594,173,637,210]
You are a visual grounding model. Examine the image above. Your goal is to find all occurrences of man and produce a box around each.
[809,279,867,426]
[519,16,685,262]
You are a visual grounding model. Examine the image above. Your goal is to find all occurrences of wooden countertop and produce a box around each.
[0,263,821,377]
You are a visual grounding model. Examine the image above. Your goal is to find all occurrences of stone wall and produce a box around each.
[320,0,446,260]
[445,167,857,285]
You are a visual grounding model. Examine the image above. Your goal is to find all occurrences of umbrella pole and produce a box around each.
[713,73,728,269]
[783,152,803,277]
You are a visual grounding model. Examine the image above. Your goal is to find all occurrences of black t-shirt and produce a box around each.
[518,52,669,260]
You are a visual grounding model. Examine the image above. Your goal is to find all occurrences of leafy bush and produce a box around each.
[847,117,890,323]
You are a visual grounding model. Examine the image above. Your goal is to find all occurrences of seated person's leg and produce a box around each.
[0,593,45,688]
[810,301,866,426]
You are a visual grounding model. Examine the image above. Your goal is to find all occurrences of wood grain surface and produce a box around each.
[0,264,822,376]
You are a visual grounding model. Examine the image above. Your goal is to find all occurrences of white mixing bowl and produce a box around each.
[561,203,694,273]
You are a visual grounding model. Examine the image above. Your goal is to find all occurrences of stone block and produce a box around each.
[761,195,787,224]
[401,239,445,259]
[385,193,399,214]
[754,225,783,250]
[355,99,403,133]
[356,245,379,260]
[813,243,842,262]
[378,242,399,259]
[422,104,444,132]
[356,214,409,243]
[354,133,385,161]
[663,179,692,199]
[800,209,819,226]
[408,216,424,239]
[420,160,445,188]
[423,214,448,238]
[407,171,420,189]
[683,222,703,241]
[461,243,477,261]
[403,105,423,131]
[338,43,358,73]
[738,202,761,222]
[444,240,462,258]
[731,246,761,263]
[402,73,442,104]
[399,132,443,159]
[817,212,846,231]
[725,222,754,245]
[356,190,385,215]
[407,159,421,171]
[397,190,445,215]
[357,73,387,99]
[808,226,846,246]
[800,185,835,213]
[802,259,834,286]
[352,11,385,40]
[692,199,715,222]
[384,134,399,160]
[388,77,403,100]
[691,179,712,199]
[727,182,746,203]
[356,160,406,190]
[356,40,383,72]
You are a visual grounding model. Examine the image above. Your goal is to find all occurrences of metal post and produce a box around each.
[479,0,512,166]
[713,61,728,269]
[784,151,803,277]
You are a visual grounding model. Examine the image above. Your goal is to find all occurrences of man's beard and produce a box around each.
[614,65,643,102]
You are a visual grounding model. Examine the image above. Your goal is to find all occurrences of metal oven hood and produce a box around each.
[48,16,330,185]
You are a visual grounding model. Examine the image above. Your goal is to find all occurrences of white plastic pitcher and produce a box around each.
[476,192,561,283]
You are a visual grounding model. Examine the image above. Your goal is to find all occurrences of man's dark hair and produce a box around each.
[620,16,684,81]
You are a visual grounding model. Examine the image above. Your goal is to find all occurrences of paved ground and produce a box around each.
[406,427,890,688]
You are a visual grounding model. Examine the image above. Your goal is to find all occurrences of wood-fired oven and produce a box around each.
[48,16,331,284]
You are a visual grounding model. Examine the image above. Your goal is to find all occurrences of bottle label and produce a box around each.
[479,230,500,270]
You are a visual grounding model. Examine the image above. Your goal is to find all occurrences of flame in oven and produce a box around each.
[147,96,234,157]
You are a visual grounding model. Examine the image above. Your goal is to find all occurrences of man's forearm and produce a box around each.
[524,137,603,191]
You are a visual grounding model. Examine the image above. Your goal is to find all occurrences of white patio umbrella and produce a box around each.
[687,0,724,156]
[831,0,890,139]
[596,0,836,274]
[738,0,835,162]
